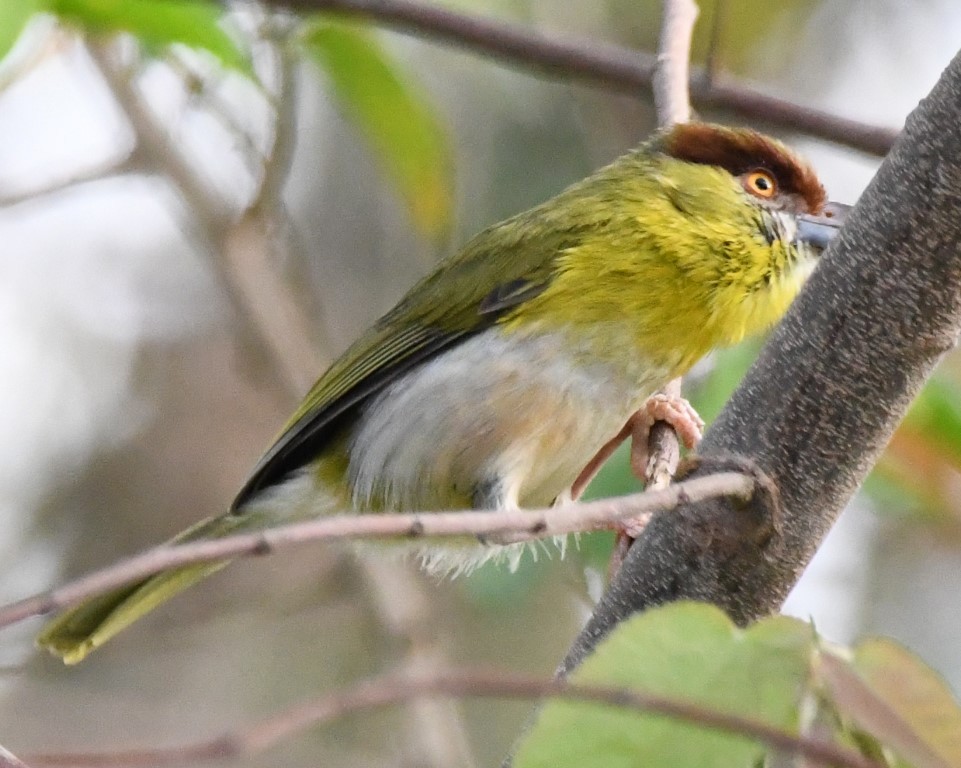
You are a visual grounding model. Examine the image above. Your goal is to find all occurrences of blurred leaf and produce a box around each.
[862,464,933,522]
[902,377,961,467]
[694,0,822,80]
[865,376,961,524]
[50,0,248,72]
[820,640,961,768]
[0,0,40,64]
[304,19,453,238]
[515,603,815,768]
[604,0,820,80]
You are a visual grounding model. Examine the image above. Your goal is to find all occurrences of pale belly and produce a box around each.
[346,326,667,513]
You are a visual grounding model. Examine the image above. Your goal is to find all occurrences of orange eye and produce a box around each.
[743,169,777,199]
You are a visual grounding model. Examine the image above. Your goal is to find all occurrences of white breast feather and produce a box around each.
[343,325,667,575]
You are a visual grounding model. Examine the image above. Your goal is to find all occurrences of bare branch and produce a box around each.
[359,560,476,767]
[0,472,753,632]
[166,50,266,181]
[260,0,897,156]
[22,667,882,768]
[86,43,232,233]
[0,150,147,209]
[250,34,301,216]
[222,214,329,390]
[653,0,698,127]
[636,1,698,514]
[0,745,31,768]
[85,40,326,395]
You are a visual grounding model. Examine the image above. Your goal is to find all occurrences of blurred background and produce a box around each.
[0,0,959,765]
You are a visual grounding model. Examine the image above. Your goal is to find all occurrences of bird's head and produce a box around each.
[658,122,845,254]
[482,122,846,370]
[646,122,847,348]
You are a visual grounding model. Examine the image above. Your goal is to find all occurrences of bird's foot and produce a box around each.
[568,393,704,577]
[606,394,704,578]
[628,393,704,480]
[569,394,704,506]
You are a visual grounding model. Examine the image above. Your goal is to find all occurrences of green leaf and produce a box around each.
[50,0,248,72]
[304,19,453,238]
[0,0,41,64]
[820,640,961,768]
[515,603,816,768]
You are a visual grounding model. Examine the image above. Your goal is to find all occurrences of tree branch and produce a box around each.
[89,31,469,767]
[599,0,700,572]
[638,1,699,494]
[653,0,697,128]
[0,472,753,632]
[261,0,897,156]
[86,44,232,232]
[250,32,301,216]
[562,48,961,670]
[0,745,31,768]
[0,150,147,209]
[22,667,881,768]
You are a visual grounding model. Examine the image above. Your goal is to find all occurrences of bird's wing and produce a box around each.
[231,212,574,510]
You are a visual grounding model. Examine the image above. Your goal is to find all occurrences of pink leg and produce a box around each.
[594,393,705,576]
[571,393,704,504]
[569,420,633,501]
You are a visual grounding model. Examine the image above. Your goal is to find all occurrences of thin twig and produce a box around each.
[265,0,897,156]
[250,34,300,216]
[86,43,231,233]
[639,1,698,500]
[643,382,685,490]
[653,0,698,127]
[0,472,754,631]
[23,667,883,768]
[167,51,266,181]
[359,560,476,767]
[0,150,147,209]
[0,745,31,768]
[86,40,322,395]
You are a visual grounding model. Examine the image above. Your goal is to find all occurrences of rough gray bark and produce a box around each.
[563,49,961,671]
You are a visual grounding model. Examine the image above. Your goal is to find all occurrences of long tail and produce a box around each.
[37,512,256,665]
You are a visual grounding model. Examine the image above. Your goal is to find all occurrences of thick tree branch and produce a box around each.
[563,49,961,670]
[22,667,881,768]
[0,472,752,631]
[263,0,897,156]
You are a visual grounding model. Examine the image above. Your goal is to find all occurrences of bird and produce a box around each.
[38,122,845,663]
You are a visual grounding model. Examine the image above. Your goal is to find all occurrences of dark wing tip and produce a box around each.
[229,328,468,513]
[658,122,827,214]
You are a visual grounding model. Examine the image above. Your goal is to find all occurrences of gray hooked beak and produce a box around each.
[796,201,850,251]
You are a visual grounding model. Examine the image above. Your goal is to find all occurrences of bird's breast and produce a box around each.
[346,325,668,512]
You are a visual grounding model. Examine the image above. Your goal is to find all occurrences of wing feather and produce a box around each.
[230,151,639,510]
[230,234,558,510]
